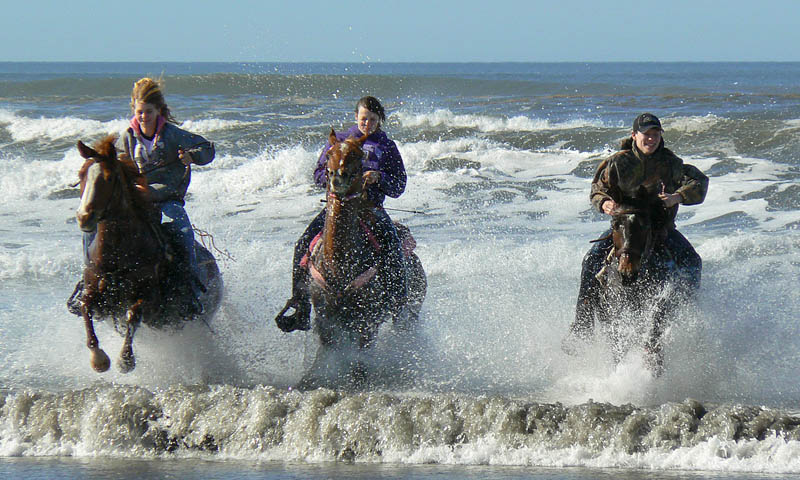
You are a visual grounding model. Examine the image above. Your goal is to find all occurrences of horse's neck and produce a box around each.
[95,195,160,266]
[320,196,367,267]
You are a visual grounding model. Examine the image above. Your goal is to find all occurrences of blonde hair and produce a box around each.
[130,77,176,123]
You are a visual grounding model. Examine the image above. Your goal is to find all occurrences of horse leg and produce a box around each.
[81,294,110,372]
[117,300,143,373]
[644,300,670,377]
[562,285,601,356]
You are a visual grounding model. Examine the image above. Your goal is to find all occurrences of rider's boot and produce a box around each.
[67,279,85,316]
[187,281,205,316]
[275,270,311,332]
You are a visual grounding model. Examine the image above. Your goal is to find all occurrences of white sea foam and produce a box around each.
[396,109,607,132]
[664,114,723,133]
[0,109,125,143]
[2,62,800,478]
[179,118,259,133]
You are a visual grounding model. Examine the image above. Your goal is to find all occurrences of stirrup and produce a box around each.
[274,298,311,333]
[67,280,84,316]
[188,296,204,316]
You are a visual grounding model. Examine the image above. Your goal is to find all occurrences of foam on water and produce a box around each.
[0,109,127,144]
[396,109,610,133]
[1,63,800,473]
[3,384,800,473]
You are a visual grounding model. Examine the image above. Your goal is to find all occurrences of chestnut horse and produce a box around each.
[73,136,222,373]
[298,129,426,388]
[581,186,698,375]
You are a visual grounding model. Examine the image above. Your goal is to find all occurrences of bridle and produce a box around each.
[325,145,366,203]
[80,158,125,228]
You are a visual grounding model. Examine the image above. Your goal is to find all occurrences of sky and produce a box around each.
[2,0,800,63]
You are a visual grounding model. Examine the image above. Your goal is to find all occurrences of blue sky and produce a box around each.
[3,0,800,62]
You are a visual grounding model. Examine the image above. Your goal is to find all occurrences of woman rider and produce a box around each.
[275,96,408,332]
[73,77,215,316]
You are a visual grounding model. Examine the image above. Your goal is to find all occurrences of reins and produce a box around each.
[319,197,426,215]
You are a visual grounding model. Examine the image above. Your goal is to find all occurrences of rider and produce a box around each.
[567,112,709,342]
[275,95,408,332]
[75,77,215,315]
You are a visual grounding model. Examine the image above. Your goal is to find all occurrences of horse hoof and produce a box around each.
[90,348,111,372]
[117,355,136,374]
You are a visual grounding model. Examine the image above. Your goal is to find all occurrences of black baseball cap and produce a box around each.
[633,113,663,133]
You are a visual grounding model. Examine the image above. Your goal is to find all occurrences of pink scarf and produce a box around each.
[130,115,166,138]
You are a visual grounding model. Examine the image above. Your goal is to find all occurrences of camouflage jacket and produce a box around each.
[590,137,708,227]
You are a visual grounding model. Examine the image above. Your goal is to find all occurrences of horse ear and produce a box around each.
[356,132,368,146]
[77,141,97,159]
[329,128,337,146]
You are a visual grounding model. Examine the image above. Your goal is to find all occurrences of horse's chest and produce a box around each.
[316,233,377,273]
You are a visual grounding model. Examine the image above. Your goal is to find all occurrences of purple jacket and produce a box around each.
[314,125,406,206]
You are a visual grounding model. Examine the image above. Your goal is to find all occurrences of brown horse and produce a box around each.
[584,186,697,375]
[298,129,426,388]
[73,136,222,373]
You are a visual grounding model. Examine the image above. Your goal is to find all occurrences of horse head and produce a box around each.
[76,136,150,232]
[610,185,668,284]
[325,128,369,200]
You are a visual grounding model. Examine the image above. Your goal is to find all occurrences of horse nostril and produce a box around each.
[76,210,95,231]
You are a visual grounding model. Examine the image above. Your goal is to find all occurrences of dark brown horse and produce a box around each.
[73,136,222,373]
[299,129,426,388]
[583,186,697,375]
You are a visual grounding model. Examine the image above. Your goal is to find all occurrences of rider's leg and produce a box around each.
[68,229,97,315]
[291,209,326,296]
[570,230,612,340]
[664,229,702,294]
[160,201,203,312]
[276,209,326,332]
[291,209,326,301]
[161,201,197,277]
[373,207,408,310]
[82,229,97,266]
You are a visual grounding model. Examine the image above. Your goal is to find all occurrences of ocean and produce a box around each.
[0,62,799,479]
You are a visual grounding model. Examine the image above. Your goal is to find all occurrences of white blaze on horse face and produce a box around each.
[76,162,102,229]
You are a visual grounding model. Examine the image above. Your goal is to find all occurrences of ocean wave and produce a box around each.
[2,384,799,473]
[189,146,320,200]
[0,248,77,281]
[663,114,723,134]
[396,109,607,133]
[0,109,125,143]
[179,118,261,134]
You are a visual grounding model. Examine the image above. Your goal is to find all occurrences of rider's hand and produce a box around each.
[363,170,381,185]
[659,192,682,208]
[178,149,194,166]
[602,199,618,215]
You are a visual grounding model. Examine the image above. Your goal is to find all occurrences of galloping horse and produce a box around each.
[579,186,698,375]
[72,136,222,373]
[298,129,426,387]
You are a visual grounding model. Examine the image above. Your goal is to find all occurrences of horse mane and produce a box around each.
[614,185,670,234]
[118,152,156,216]
[81,135,156,217]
